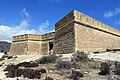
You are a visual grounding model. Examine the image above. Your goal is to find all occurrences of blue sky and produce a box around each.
[0,0,120,42]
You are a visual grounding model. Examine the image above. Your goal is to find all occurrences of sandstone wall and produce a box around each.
[53,22,75,54]
[54,10,120,54]
[10,32,55,55]
[74,10,120,36]
[40,40,54,55]
[75,23,120,52]
[9,41,28,55]
[27,41,41,55]
[13,34,41,42]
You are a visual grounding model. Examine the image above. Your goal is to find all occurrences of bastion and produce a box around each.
[9,32,55,55]
[10,10,120,55]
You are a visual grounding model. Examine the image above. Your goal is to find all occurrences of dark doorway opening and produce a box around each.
[49,42,53,51]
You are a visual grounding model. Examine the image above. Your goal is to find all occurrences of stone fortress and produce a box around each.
[9,10,120,55]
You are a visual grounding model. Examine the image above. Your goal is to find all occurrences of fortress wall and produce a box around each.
[75,23,120,52]
[41,32,55,41]
[40,40,54,55]
[55,11,74,30]
[27,41,41,55]
[74,10,120,36]
[10,32,55,55]
[55,10,120,53]
[9,41,28,55]
[53,22,75,54]
[13,34,41,42]
[73,10,120,52]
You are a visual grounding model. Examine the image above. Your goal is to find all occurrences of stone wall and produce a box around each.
[27,41,41,55]
[10,10,120,55]
[75,23,120,52]
[53,22,75,54]
[74,10,120,36]
[9,41,28,55]
[40,40,54,55]
[54,10,120,54]
[10,32,55,55]
[13,34,41,42]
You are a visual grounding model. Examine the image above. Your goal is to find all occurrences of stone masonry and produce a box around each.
[10,32,55,55]
[10,10,120,55]
[53,10,120,54]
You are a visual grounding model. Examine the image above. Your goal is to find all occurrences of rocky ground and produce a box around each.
[0,51,120,80]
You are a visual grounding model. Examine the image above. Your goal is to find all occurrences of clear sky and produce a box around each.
[0,0,120,42]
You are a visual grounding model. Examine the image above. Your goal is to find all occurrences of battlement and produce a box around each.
[55,10,120,36]
[13,32,55,42]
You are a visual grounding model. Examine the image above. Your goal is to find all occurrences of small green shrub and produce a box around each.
[71,51,89,62]
[36,55,58,64]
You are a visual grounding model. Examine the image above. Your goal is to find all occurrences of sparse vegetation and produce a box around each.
[45,76,54,80]
[114,61,120,75]
[99,62,111,75]
[1,55,9,58]
[17,61,39,67]
[4,63,46,79]
[55,60,76,69]
[71,51,89,62]
[0,58,4,61]
[4,51,8,55]
[88,61,100,69]
[2,51,120,80]
[36,55,59,64]
[7,56,13,59]
[70,70,84,80]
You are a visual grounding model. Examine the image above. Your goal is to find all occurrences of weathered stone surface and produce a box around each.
[54,10,120,54]
[10,32,55,55]
[10,10,120,55]
[53,22,75,54]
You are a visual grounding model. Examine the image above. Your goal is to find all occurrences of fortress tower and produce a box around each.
[53,10,120,54]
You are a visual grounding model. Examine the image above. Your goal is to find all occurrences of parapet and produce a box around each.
[55,10,120,36]
[13,34,42,42]
[12,32,55,42]
[41,32,55,41]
